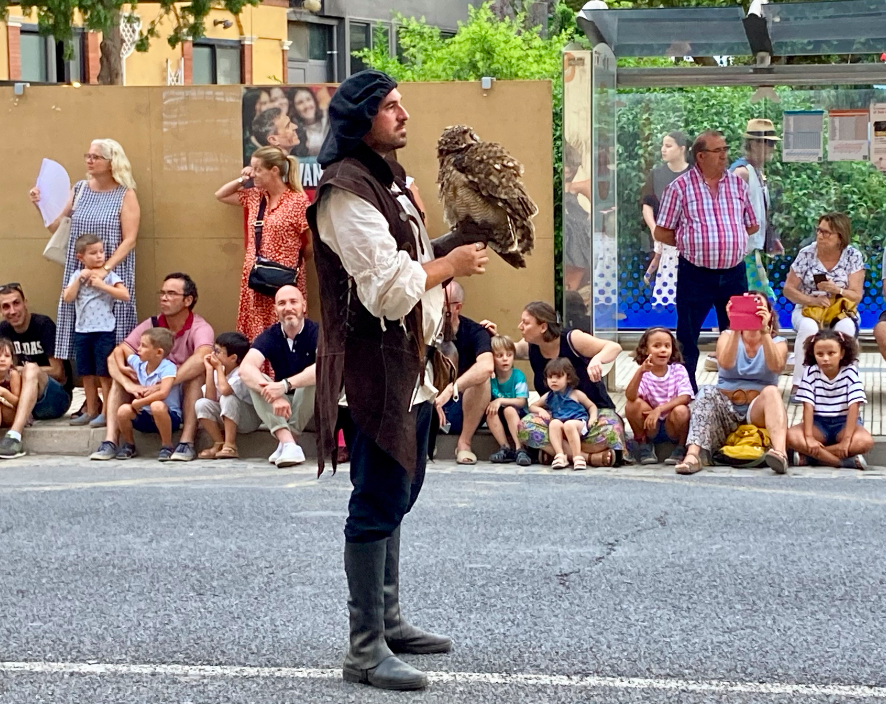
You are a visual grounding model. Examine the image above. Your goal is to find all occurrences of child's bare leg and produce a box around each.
[99,376,112,408]
[200,417,224,444]
[785,424,805,452]
[793,424,840,467]
[563,420,584,458]
[83,375,100,416]
[486,409,509,447]
[503,407,523,449]
[150,401,173,447]
[624,397,653,441]
[223,417,239,447]
[548,420,566,456]
[828,426,874,458]
[665,405,690,445]
[1,405,15,427]
[117,403,136,445]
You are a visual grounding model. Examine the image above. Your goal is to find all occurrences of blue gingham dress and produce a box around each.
[55,180,138,360]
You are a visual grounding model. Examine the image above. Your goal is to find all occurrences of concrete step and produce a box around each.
[18,421,502,462]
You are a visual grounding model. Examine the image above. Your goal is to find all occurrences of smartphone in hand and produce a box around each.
[728,295,762,331]
[813,273,829,285]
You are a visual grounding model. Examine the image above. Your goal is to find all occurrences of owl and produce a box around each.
[436,125,538,268]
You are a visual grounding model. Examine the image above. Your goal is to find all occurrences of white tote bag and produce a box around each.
[42,184,84,266]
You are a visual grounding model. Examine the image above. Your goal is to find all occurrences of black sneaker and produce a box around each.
[158,446,175,462]
[489,446,515,463]
[514,448,532,466]
[664,445,687,466]
[89,440,118,461]
[638,442,658,465]
[0,434,25,459]
[115,442,137,460]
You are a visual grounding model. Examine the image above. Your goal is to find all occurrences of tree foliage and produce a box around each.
[0,0,258,84]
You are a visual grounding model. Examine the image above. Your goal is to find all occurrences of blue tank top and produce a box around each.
[718,336,785,392]
[528,331,615,409]
[546,387,590,423]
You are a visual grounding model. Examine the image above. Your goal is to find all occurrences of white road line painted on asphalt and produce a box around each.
[1,660,885,698]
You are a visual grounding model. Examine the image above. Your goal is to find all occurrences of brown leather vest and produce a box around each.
[306,148,425,476]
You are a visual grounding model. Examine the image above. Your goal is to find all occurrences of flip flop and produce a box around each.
[764,449,788,475]
[589,450,614,467]
[198,442,224,460]
[216,444,239,459]
[456,449,477,465]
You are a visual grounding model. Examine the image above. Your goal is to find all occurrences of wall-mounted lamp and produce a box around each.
[14,82,29,96]
[213,19,233,28]
[480,76,495,91]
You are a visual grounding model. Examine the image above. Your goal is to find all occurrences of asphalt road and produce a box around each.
[1,457,885,703]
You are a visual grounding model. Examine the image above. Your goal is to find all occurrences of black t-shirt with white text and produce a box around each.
[0,314,73,393]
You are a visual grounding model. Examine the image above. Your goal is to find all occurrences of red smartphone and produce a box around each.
[728,295,762,331]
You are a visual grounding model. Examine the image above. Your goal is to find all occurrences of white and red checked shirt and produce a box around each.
[656,166,758,270]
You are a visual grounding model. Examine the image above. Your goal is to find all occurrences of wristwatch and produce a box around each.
[102,264,110,272]
[237,176,245,184]
[283,378,292,394]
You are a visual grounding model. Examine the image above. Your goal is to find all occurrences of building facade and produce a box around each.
[0,0,477,86]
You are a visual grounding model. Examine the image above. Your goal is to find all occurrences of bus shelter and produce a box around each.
[563,0,886,341]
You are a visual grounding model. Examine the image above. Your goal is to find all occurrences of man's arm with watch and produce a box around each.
[281,364,316,394]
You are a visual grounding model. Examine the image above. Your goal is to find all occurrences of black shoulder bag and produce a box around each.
[247,196,302,298]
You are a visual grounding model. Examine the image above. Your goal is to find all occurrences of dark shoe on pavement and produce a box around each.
[116,442,137,460]
[342,538,428,690]
[0,434,25,459]
[89,441,118,461]
[638,442,657,465]
[514,448,532,466]
[158,446,175,462]
[169,442,196,462]
[489,445,515,463]
[664,445,687,466]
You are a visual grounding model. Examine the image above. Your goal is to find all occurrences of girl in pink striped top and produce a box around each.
[624,327,694,466]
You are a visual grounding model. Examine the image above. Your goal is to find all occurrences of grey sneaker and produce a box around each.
[0,434,25,459]
[90,441,118,461]
[664,445,687,466]
[69,412,98,427]
[638,442,658,465]
[88,413,107,428]
[158,446,175,462]
[169,442,196,462]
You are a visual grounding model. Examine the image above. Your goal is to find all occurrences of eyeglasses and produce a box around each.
[815,227,838,236]
[157,290,185,298]
[700,147,730,155]
[84,154,109,162]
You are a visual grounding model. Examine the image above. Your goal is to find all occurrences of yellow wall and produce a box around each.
[0,81,554,340]
[0,3,287,85]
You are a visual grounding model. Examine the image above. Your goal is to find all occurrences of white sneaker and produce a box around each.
[275,443,305,467]
[268,443,283,464]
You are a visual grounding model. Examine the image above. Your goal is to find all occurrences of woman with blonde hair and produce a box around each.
[215,145,311,340]
[29,138,140,426]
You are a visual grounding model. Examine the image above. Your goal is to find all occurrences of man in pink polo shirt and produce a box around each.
[90,273,215,461]
[655,129,759,393]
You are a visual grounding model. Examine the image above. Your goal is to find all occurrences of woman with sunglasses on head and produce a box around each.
[782,212,864,402]
[28,140,140,426]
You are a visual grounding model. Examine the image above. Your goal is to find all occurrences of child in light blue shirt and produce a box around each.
[487,335,531,466]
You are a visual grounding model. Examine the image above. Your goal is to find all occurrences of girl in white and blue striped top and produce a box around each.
[787,329,872,469]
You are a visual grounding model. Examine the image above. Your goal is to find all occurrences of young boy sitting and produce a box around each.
[486,335,531,466]
[62,233,130,427]
[195,332,261,459]
[115,328,181,461]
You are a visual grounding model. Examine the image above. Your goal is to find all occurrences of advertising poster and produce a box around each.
[827,109,869,162]
[872,103,886,173]
[242,85,336,198]
[782,110,824,162]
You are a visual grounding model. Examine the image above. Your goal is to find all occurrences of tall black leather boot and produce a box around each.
[342,539,428,690]
[384,526,452,654]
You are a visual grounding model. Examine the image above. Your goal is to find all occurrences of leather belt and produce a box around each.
[720,388,760,406]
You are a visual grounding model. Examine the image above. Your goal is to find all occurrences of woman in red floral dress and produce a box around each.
[215,146,311,341]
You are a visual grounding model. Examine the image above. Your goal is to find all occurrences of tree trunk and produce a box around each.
[98,11,124,85]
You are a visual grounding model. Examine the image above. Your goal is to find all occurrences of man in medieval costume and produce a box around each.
[307,70,490,691]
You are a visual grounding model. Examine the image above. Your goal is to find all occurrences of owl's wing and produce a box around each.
[454,142,539,257]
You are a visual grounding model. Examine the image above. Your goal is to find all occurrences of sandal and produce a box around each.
[764,449,788,475]
[198,442,224,460]
[216,444,239,459]
[588,450,614,467]
[573,455,587,470]
[551,453,569,470]
[675,453,702,475]
[456,449,477,465]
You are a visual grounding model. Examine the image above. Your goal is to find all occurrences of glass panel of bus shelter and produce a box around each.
[561,45,618,339]
[614,84,886,333]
